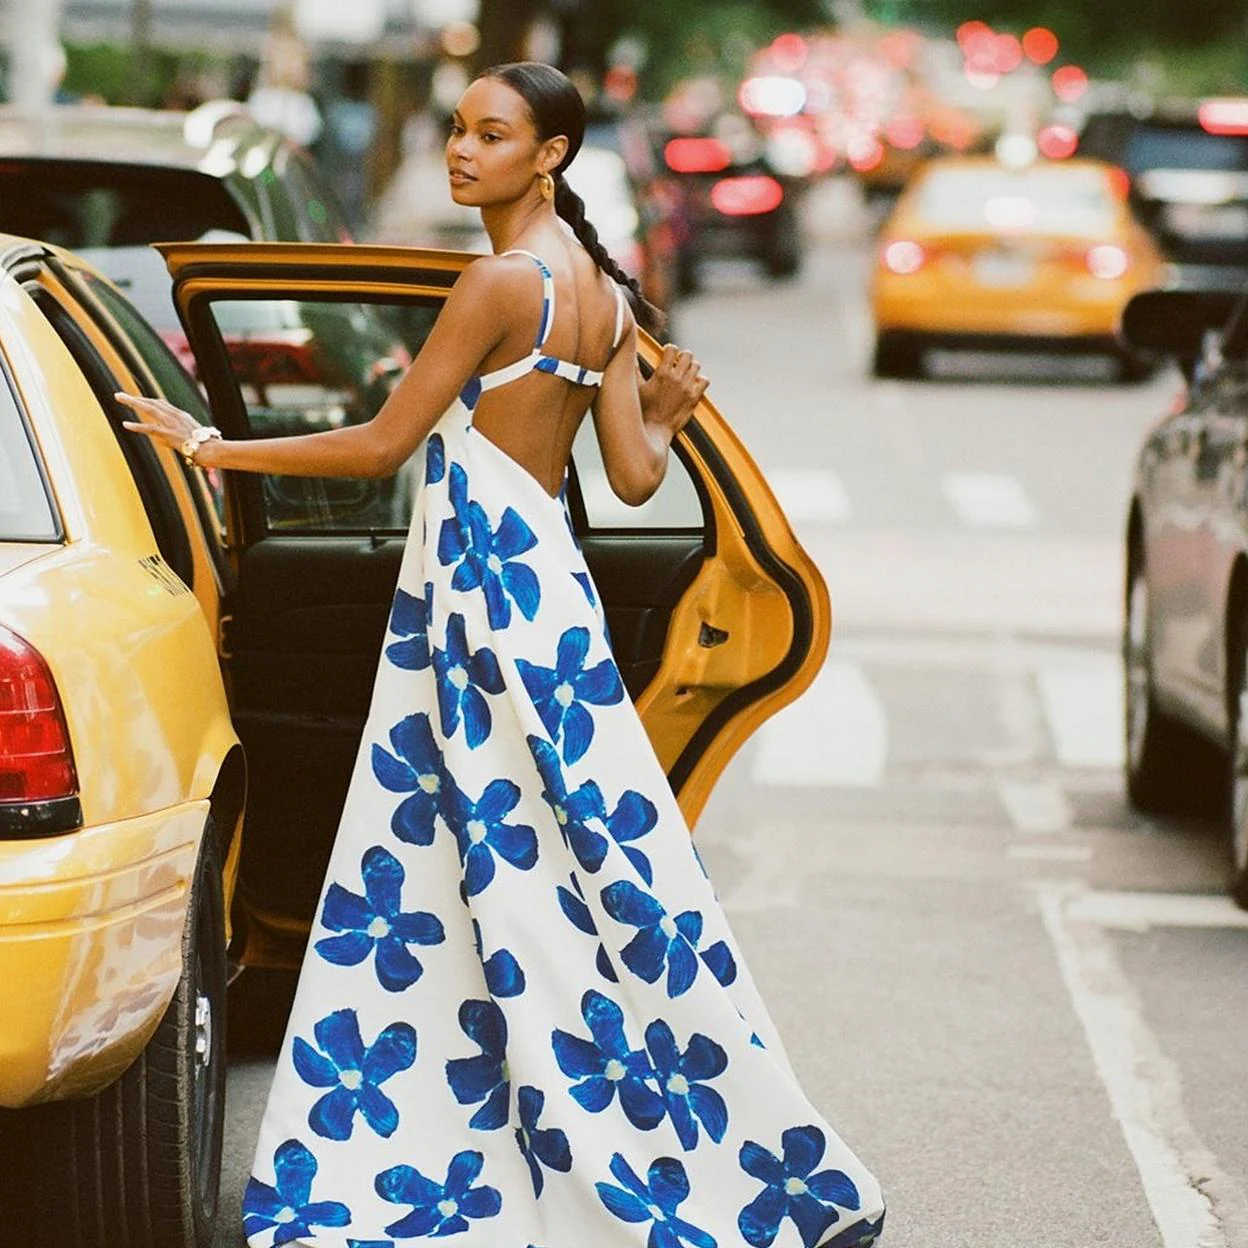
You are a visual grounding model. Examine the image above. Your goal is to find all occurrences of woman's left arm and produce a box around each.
[118,260,512,479]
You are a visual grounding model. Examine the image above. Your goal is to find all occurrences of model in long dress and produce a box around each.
[119,62,885,1248]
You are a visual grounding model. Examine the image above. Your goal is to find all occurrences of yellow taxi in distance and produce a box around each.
[0,234,830,1248]
[870,154,1166,379]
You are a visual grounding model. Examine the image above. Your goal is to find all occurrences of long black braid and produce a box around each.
[482,61,666,338]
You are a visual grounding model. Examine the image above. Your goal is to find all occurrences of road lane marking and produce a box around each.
[1068,891,1248,930]
[941,471,1039,528]
[1037,656,1125,769]
[751,660,887,787]
[999,780,1073,832]
[766,467,851,524]
[1006,843,1092,862]
[1039,885,1243,1248]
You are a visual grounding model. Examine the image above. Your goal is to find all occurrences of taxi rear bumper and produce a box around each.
[0,801,207,1107]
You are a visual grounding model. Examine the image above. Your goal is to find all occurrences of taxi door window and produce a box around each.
[0,360,59,541]
[570,417,705,531]
[205,295,438,534]
[30,291,194,584]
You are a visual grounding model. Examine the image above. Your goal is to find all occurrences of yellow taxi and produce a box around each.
[870,153,1166,379]
[0,235,829,1248]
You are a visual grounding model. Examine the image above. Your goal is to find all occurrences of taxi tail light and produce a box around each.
[664,137,733,174]
[1086,243,1129,280]
[710,175,785,216]
[0,627,78,802]
[881,239,927,275]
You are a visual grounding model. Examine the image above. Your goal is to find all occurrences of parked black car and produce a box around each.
[1079,102,1248,283]
[1120,283,1248,904]
[657,120,804,293]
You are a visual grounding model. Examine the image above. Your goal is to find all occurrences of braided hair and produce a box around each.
[481,61,665,337]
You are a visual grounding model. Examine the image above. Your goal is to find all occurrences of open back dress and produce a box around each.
[242,251,886,1248]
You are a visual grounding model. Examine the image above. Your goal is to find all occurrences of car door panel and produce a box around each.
[161,243,828,967]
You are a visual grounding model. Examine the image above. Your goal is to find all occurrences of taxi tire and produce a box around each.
[1,823,226,1248]
[1226,618,1248,908]
[871,332,923,379]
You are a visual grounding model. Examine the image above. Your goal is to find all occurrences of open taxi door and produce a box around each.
[160,242,829,833]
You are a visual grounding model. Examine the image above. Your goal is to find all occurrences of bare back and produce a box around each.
[469,239,630,498]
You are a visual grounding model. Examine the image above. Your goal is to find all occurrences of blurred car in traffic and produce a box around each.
[1119,283,1248,906]
[0,230,832,1245]
[0,102,423,529]
[1078,99,1248,282]
[658,119,805,292]
[870,154,1165,379]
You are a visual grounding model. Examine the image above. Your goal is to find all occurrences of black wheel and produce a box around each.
[1225,617,1248,906]
[0,823,227,1248]
[1115,350,1154,384]
[1124,553,1216,814]
[871,332,923,379]
[676,252,700,296]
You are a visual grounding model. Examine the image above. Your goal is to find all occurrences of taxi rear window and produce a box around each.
[0,365,58,541]
[916,166,1116,236]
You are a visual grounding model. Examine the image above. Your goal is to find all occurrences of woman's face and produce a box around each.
[446,77,564,207]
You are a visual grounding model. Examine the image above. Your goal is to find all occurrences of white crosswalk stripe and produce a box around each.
[766,467,852,524]
[941,471,1040,529]
[750,660,887,787]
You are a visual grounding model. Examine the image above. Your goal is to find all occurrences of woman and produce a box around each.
[119,62,884,1248]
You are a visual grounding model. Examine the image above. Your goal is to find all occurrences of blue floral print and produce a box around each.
[243,1139,351,1245]
[644,1021,729,1151]
[555,873,618,982]
[514,1085,572,1197]
[371,713,449,846]
[384,588,431,671]
[314,845,445,992]
[445,999,510,1130]
[471,918,526,998]
[426,431,446,484]
[445,775,538,897]
[375,1150,502,1239]
[527,735,608,872]
[573,570,597,606]
[701,940,738,988]
[292,1009,417,1142]
[432,612,504,748]
[595,1153,717,1248]
[603,789,658,885]
[600,881,704,998]
[738,1126,862,1248]
[438,462,541,629]
[517,626,624,765]
[551,989,664,1129]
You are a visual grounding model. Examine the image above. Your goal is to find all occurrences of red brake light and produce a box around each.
[1199,99,1248,136]
[881,240,926,275]
[664,137,732,174]
[710,175,784,216]
[0,627,78,802]
[222,328,321,386]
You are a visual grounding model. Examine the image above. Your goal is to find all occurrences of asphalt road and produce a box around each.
[218,180,1248,1248]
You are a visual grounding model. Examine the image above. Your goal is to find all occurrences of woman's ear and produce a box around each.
[539,134,569,176]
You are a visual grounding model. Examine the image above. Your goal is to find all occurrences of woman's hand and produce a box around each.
[638,344,709,437]
[115,392,201,453]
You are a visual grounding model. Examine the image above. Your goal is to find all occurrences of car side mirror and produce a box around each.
[1120,289,1240,374]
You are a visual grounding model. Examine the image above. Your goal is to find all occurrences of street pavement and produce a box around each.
[218,179,1248,1248]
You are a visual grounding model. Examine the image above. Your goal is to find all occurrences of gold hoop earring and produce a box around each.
[538,171,555,201]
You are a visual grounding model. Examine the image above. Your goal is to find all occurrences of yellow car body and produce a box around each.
[870,155,1166,376]
[0,234,829,1245]
[0,251,242,1110]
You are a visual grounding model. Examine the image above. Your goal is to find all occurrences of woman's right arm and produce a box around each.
[592,327,708,506]
[117,258,520,478]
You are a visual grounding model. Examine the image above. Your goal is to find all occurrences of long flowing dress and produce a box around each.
[242,251,886,1248]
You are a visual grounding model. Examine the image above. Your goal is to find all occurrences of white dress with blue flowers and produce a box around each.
[242,251,885,1248]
